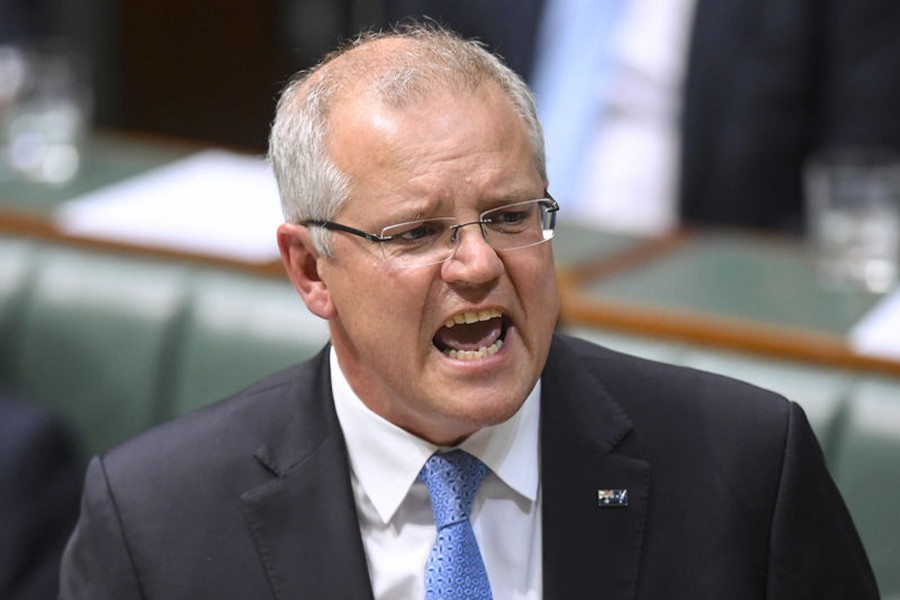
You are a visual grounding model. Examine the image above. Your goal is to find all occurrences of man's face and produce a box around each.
[311,83,558,445]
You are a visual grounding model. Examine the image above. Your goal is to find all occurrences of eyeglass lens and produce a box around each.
[379,199,556,268]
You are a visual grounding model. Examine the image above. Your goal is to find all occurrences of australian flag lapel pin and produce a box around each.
[598,488,629,507]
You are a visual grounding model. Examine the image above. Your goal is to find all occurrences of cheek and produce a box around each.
[336,269,432,341]
[541,267,560,311]
[515,254,558,303]
[516,259,559,339]
[534,276,560,331]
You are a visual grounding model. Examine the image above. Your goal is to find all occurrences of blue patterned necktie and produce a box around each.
[418,450,493,599]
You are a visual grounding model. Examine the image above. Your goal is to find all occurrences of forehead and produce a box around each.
[331,78,521,141]
[315,35,520,148]
[327,83,538,207]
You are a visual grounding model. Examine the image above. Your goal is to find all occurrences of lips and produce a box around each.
[433,308,507,361]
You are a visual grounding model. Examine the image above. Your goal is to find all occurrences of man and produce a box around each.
[59,25,878,598]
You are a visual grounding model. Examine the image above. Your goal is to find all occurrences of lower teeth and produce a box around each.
[445,339,503,361]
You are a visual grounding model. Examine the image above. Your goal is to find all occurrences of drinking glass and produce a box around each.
[3,39,92,185]
[805,147,900,294]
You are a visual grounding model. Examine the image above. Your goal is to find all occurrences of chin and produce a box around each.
[458,387,529,425]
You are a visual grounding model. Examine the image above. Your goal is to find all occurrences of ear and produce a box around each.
[277,223,337,320]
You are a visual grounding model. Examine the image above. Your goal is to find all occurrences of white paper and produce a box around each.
[849,287,900,360]
[54,150,284,263]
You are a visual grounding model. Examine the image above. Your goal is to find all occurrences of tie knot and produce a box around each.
[418,450,488,530]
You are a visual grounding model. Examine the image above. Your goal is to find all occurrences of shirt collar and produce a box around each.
[330,347,541,524]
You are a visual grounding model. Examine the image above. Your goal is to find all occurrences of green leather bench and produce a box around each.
[0,235,329,456]
[2,235,898,596]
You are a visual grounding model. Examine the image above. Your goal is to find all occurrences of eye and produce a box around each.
[486,207,532,231]
[387,220,448,245]
[492,209,528,224]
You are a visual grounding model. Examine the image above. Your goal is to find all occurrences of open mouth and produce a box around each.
[433,308,509,361]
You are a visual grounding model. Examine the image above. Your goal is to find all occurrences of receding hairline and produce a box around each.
[291,31,495,112]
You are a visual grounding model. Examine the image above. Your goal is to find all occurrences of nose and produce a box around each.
[441,221,504,285]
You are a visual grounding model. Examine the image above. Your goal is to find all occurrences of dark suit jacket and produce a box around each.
[59,334,877,598]
[0,396,82,600]
[383,0,900,232]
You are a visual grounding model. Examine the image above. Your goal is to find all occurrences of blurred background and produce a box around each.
[2,1,900,598]
[1,0,384,151]
[4,0,900,232]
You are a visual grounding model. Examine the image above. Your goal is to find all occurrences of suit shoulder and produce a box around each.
[550,333,803,496]
[118,363,303,446]
[556,332,788,399]
[551,332,793,432]
[98,354,332,486]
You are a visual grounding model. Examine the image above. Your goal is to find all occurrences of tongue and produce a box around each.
[434,318,503,352]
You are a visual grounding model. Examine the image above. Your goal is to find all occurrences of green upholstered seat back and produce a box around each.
[169,271,330,416]
[0,238,36,382]
[830,380,900,598]
[11,247,190,456]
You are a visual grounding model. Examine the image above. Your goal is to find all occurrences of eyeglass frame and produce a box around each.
[301,194,560,268]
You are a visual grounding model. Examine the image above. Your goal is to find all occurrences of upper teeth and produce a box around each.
[444,308,503,329]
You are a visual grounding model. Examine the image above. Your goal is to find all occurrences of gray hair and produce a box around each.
[268,23,546,256]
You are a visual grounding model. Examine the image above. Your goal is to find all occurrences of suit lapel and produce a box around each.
[540,336,651,600]
[239,350,375,600]
[236,337,653,599]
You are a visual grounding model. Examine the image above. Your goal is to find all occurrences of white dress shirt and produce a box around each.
[330,348,543,599]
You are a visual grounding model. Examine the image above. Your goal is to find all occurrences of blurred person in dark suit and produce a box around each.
[383,0,900,235]
[0,392,82,600]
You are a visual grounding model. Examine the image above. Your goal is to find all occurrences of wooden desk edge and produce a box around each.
[0,209,286,279]
[558,282,900,378]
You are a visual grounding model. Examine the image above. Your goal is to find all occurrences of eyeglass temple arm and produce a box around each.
[302,220,393,243]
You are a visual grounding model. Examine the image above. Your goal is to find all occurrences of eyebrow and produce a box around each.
[383,197,451,224]
[382,189,545,224]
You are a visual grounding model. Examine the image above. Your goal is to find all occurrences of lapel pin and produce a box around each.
[598,488,628,507]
